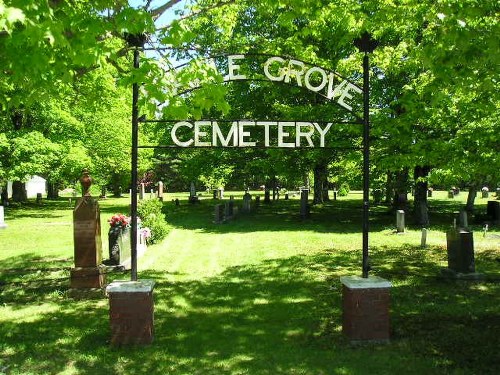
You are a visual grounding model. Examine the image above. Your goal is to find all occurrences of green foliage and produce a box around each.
[137,198,169,244]
[338,182,350,196]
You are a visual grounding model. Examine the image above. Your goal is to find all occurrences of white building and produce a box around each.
[6,175,47,198]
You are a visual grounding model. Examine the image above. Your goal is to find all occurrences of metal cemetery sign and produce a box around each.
[221,55,362,112]
[129,32,376,281]
[170,120,335,148]
[144,54,364,150]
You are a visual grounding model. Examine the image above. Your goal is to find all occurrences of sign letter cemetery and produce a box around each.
[146,54,363,149]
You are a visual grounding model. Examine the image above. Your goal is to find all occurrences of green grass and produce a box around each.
[0,192,499,374]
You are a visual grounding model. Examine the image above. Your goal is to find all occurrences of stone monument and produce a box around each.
[157,181,164,201]
[70,169,106,290]
[0,205,7,229]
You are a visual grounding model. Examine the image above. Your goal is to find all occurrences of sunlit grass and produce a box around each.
[0,191,499,374]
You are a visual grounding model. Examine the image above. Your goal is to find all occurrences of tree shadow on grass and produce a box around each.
[162,198,396,235]
[1,248,499,374]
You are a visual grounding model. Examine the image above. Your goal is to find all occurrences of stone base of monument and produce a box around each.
[340,275,391,343]
[439,268,485,281]
[70,265,106,289]
[106,280,155,346]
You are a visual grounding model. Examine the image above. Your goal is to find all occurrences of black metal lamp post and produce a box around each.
[354,32,378,278]
[126,33,146,282]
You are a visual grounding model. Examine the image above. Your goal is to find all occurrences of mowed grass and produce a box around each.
[0,191,499,374]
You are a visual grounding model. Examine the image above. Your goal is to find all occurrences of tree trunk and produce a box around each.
[413,166,431,226]
[1,184,8,204]
[466,185,477,213]
[313,163,328,204]
[392,168,409,211]
[385,171,393,204]
[112,173,122,197]
[47,182,59,199]
[11,181,27,202]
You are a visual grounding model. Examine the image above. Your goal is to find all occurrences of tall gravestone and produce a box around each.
[446,229,475,274]
[0,205,7,229]
[264,188,271,204]
[300,189,310,218]
[487,201,500,224]
[243,192,252,213]
[139,183,145,200]
[157,181,164,201]
[70,170,106,290]
[396,210,405,233]
[189,182,199,203]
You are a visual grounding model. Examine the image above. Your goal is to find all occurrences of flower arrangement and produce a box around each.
[141,227,152,241]
[108,213,130,229]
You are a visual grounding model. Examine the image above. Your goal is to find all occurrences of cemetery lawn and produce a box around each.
[1,192,499,375]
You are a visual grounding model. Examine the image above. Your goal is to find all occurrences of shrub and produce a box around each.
[137,199,169,244]
[338,183,350,197]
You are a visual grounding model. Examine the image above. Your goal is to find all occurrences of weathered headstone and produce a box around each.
[481,187,489,198]
[300,189,310,219]
[225,202,232,219]
[458,209,468,229]
[214,204,224,224]
[228,196,234,217]
[264,188,271,203]
[70,170,106,290]
[486,200,500,224]
[396,210,405,233]
[446,229,475,273]
[372,189,382,205]
[421,228,427,248]
[0,205,7,229]
[448,190,454,199]
[243,192,252,213]
[139,183,145,200]
[157,181,164,201]
[189,182,199,203]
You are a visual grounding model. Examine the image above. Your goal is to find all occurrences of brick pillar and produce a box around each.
[106,280,155,345]
[340,276,391,343]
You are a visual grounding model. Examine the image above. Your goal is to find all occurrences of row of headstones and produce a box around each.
[395,201,500,276]
[448,187,500,199]
[139,182,165,201]
[396,201,500,234]
[214,195,244,223]
[213,189,312,224]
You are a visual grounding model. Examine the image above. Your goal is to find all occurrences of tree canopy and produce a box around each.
[0,0,498,210]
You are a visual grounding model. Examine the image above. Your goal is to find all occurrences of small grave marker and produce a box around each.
[300,188,310,218]
[157,181,164,201]
[421,228,427,248]
[396,210,405,233]
[243,192,252,213]
[0,206,7,229]
[139,183,145,200]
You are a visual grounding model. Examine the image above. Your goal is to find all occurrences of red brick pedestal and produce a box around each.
[106,280,155,345]
[340,275,391,343]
